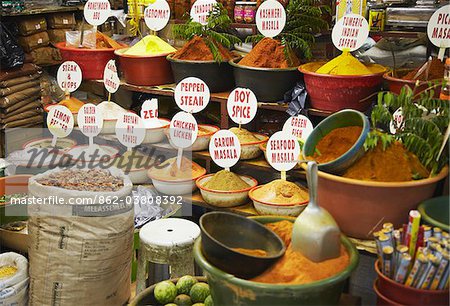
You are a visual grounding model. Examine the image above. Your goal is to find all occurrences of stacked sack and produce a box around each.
[47,13,76,45]
[17,16,61,66]
[0,252,29,306]
[0,63,43,129]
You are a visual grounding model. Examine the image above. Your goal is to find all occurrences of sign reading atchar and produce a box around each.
[209,130,241,168]
[227,88,258,125]
[332,13,369,51]
[174,77,210,113]
[256,0,286,38]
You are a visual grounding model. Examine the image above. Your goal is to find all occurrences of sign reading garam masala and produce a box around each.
[169,111,198,148]
[332,13,369,52]
[174,77,210,113]
[141,99,162,128]
[103,60,120,94]
[115,113,145,148]
[227,88,257,125]
[57,61,82,93]
[47,105,75,138]
[144,0,171,31]
[209,130,241,168]
[190,0,217,25]
[282,115,313,141]
[266,131,300,172]
[255,0,286,38]
[77,104,103,138]
[84,0,111,26]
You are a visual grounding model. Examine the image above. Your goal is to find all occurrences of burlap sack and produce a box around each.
[0,80,40,97]
[47,13,76,29]
[0,73,40,88]
[48,29,69,44]
[3,100,42,118]
[30,47,62,66]
[3,95,41,113]
[27,168,133,306]
[0,64,40,82]
[2,114,43,128]
[18,32,50,53]
[24,53,34,63]
[18,17,47,36]
[0,87,41,108]
[1,109,42,124]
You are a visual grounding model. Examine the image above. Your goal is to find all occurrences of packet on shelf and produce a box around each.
[202,170,250,191]
[123,35,176,56]
[252,179,309,204]
[315,51,383,75]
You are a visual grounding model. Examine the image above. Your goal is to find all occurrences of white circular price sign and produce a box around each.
[57,61,82,93]
[332,13,369,51]
[115,113,145,148]
[282,115,313,141]
[227,88,258,125]
[190,0,217,25]
[169,112,198,148]
[141,99,162,128]
[77,104,103,138]
[103,60,120,94]
[209,130,241,168]
[266,131,300,172]
[47,105,74,138]
[427,5,450,48]
[174,77,210,113]
[256,0,286,38]
[84,0,111,26]
[144,0,171,31]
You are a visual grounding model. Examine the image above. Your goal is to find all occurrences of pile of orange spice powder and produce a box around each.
[239,38,300,68]
[172,36,233,61]
[251,221,350,285]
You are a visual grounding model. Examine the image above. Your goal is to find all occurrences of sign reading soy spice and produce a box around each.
[266,131,300,179]
[332,13,369,52]
[209,130,241,169]
[227,88,257,125]
[255,0,286,38]
[175,77,210,113]
[115,113,145,150]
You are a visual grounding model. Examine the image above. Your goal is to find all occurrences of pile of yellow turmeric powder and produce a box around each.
[251,221,350,284]
[315,51,385,75]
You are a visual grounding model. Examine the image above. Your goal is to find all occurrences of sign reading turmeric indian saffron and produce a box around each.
[256,0,286,38]
[227,88,257,125]
[266,131,300,172]
[174,77,210,113]
[57,61,82,93]
[190,0,217,25]
[169,111,199,148]
[84,0,111,26]
[209,130,241,168]
[115,113,145,148]
[103,60,120,94]
[332,13,369,52]
[144,0,171,31]
[427,5,450,49]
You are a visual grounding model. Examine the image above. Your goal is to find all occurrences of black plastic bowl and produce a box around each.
[199,211,286,279]
[230,58,301,102]
[167,54,236,93]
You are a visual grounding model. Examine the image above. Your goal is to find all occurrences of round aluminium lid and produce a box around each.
[139,218,200,247]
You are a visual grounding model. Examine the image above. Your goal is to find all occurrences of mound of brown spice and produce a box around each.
[402,58,444,81]
[172,35,233,61]
[239,38,300,68]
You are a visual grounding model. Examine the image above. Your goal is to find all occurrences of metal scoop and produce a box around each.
[292,161,341,262]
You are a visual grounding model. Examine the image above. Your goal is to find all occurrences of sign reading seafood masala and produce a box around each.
[266,131,300,172]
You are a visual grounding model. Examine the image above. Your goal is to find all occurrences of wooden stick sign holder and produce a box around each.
[266,131,301,181]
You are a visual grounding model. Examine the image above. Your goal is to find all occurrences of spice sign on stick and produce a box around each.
[174,77,210,113]
[282,115,313,142]
[209,130,241,169]
[84,0,111,26]
[169,111,198,149]
[191,0,217,25]
[47,105,74,146]
[115,113,145,150]
[266,131,300,180]
[332,13,369,52]
[427,5,450,60]
[57,61,82,93]
[103,60,120,94]
[389,107,404,134]
[141,98,162,128]
[144,0,171,31]
[77,104,103,146]
[227,88,257,125]
[256,0,286,38]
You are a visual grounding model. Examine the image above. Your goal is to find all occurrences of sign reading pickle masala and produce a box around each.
[266,131,300,172]
[190,0,217,25]
[174,77,210,113]
[170,112,199,148]
[256,0,286,38]
[209,130,241,168]
[84,0,111,26]
[332,13,369,51]
[227,88,257,125]
[144,0,171,31]
[115,113,145,148]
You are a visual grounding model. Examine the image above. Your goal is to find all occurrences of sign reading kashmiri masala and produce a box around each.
[255,0,286,38]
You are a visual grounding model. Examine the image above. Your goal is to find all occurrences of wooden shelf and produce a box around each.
[2,5,83,17]
[189,191,258,216]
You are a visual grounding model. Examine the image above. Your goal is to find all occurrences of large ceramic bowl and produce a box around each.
[165,124,219,151]
[22,137,77,153]
[309,166,449,239]
[383,69,443,96]
[194,215,359,305]
[240,133,269,160]
[418,196,449,231]
[142,118,170,144]
[248,185,309,216]
[196,174,257,207]
[230,58,301,102]
[299,62,387,112]
[302,109,370,174]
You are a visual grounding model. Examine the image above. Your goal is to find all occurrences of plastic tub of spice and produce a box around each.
[193,215,359,305]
